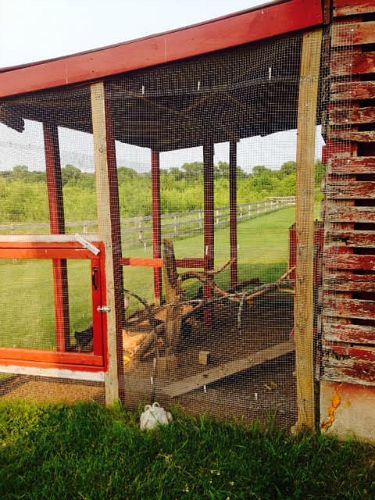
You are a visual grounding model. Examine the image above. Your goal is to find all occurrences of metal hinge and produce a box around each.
[97,305,111,313]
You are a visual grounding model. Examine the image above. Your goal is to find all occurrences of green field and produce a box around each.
[0,207,298,350]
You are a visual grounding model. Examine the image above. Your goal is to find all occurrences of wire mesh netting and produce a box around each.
[0,31,329,426]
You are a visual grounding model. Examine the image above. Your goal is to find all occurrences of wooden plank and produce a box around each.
[229,140,238,289]
[151,150,162,305]
[329,344,375,362]
[324,270,375,285]
[331,81,375,101]
[325,180,375,199]
[322,344,375,386]
[324,280,375,292]
[322,357,375,386]
[163,340,295,398]
[326,205,375,223]
[325,253,375,271]
[328,156,375,174]
[0,0,323,99]
[323,297,375,320]
[329,106,375,126]
[43,122,70,353]
[330,130,375,142]
[294,29,322,431]
[325,230,375,247]
[334,0,375,17]
[332,21,375,47]
[91,82,124,405]
[323,322,375,345]
[331,50,375,76]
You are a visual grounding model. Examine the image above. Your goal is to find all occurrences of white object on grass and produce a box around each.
[140,402,173,431]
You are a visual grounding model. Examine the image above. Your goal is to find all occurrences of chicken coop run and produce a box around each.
[0,0,374,440]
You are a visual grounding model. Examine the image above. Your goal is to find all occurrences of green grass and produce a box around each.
[0,207,300,349]
[0,401,373,499]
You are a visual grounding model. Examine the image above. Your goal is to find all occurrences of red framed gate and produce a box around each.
[0,236,107,381]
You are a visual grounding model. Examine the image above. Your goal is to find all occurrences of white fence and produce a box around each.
[0,197,295,248]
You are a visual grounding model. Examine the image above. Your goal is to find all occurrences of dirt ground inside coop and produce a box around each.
[0,292,297,427]
[124,291,297,427]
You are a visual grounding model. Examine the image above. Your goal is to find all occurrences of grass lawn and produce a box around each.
[0,206,301,349]
[0,401,373,499]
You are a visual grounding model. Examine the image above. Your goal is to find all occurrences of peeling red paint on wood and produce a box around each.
[330,130,375,142]
[331,81,375,101]
[334,0,375,17]
[325,252,375,271]
[330,344,375,361]
[322,346,375,385]
[325,230,375,248]
[323,361,375,386]
[331,50,375,76]
[324,322,375,345]
[323,296,375,320]
[325,271,375,282]
[325,180,375,199]
[326,205,375,223]
[332,21,375,47]
[328,156,375,174]
[329,106,375,126]
[324,280,375,292]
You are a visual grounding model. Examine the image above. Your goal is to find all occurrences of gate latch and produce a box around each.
[97,305,111,313]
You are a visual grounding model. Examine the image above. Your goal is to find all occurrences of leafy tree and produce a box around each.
[279,161,296,177]
[12,165,29,180]
[61,165,82,185]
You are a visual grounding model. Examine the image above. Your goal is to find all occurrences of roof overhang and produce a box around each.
[0,0,323,99]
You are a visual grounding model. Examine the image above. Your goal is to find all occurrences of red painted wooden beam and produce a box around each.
[121,257,205,269]
[43,122,70,352]
[151,150,162,304]
[0,0,323,98]
[229,140,238,289]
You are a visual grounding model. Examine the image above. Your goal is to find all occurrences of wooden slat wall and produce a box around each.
[321,1,375,387]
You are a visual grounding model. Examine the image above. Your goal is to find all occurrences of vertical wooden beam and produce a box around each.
[229,140,238,289]
[294,29,323,431]
[91,82,125,405]
[162,239,182,356]
[203,143,215,325]
[43,122,70,352]
[151,150,162,305]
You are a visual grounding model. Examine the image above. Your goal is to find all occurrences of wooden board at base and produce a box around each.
[162,340,294,398]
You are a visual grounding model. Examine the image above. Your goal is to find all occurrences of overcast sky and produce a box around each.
[0,0,323,172]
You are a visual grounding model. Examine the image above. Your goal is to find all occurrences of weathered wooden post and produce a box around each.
[294,29,322,431]
[91,82,125,405]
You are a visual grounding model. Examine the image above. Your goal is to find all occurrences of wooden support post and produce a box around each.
[91,82,125,405]
[43,122,70,352]
[294,29,323,431]
[203,143,215,326]
[162,239,182,356]
[151,150,162,305]
[229,140,238,289]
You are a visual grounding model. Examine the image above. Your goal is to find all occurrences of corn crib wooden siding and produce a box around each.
[319,0,375,441]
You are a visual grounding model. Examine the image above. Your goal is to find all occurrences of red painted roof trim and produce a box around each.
[0,0,323,98]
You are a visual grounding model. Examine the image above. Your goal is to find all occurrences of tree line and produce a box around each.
[0,160,324,223]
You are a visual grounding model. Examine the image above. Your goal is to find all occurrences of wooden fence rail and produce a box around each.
[0,196,295,248]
